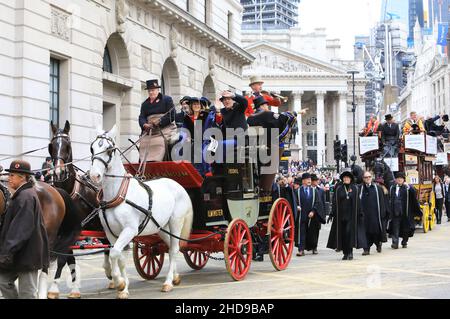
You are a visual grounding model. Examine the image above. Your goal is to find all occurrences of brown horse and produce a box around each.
[49,121,113,297]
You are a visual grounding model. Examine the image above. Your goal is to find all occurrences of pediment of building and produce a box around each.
[244,41,348,76]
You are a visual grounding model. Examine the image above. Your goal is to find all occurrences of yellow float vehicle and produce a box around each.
[398,132,437,233]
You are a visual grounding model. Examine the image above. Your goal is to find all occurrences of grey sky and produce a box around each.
[298,0,383,60]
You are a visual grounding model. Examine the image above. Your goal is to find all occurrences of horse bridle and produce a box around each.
[49,133,72,181]
[90,134,117,170]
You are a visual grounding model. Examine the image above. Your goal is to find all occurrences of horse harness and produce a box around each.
[90,133,117,170]
[92,133,158,238]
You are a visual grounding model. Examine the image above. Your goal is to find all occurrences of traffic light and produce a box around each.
[334,140,341,161]
[340,143,348,163]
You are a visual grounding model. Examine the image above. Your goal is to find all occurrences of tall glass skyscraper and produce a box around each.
[241,0,301,30]
[408,0,449,45]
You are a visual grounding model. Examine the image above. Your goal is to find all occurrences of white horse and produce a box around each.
[89,125,193,298]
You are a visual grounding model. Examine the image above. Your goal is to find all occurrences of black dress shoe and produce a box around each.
[348,254,353,260]
[296,251,305,257]
[362,249,370,256]
[391,244,399,249]
[376,244,382,253]
[312,249,318,255]
[253,254,264,262]
[402,244,408,249]
[342,255,348,260]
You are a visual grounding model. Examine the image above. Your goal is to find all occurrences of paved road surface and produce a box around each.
[44,219,450,299]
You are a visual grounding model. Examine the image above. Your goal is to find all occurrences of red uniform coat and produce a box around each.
[245,93,281,117]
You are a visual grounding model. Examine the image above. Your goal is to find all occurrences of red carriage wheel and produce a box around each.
[133,241,164,280]
[183,250,209,270]
[268,198,295,271]
[224,219,253,281]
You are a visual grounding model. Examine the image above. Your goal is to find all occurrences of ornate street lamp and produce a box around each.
[347,70,360,163]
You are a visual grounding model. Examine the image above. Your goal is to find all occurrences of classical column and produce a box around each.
[316,91,326,167]
[292,91,304,161]
[338,91,348,143]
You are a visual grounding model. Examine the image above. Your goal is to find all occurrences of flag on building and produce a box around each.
[437,23,449,46]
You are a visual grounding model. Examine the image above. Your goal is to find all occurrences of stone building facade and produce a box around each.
[0,0,253,169]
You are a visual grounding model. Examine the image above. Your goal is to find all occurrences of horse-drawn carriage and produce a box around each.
[123,157,295,282]
[359,131,437,233]
[398,133,437,233]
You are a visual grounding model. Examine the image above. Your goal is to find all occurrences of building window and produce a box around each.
[227,11,233,39]
[49,58,60,126]
[307,131,317,147]
[103,46,113,73]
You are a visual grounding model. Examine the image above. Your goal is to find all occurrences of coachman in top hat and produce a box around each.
[139,79,177,162]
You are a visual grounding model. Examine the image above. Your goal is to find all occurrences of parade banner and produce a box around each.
[359,136,379,155]
[404,135,425,153]
[435,152,448,166]
[426,135,437,155]
[383,157,399,172]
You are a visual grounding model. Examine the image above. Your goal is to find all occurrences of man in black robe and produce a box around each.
[327,169,367,260]
[360,171,387,255]
[388,172,422,249]
[293,173,320,257]
[306,174,326,254]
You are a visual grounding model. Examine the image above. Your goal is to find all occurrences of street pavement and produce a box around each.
[46,217,450,299]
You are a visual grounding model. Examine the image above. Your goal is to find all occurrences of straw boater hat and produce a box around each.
[249,76,264,87]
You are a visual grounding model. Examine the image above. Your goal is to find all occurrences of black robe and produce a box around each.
[327,183,367,250]
[293,186,324,249]
[305,187,326,250]
[359,183,387,244]
[388,184,422,238]
[272,184,296,217]
[0,182,49,272]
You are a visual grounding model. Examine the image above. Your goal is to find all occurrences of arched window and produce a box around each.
[103,46,113,73]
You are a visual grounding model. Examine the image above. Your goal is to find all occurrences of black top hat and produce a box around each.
[340,169,354,182]
[253,96,268,110]
[145,79,161,90]
[301,173,311,180]
[180,96,191,104]
[385,114,393,121]
[5,160,35,175]
[294,177,302,185]
[310,174,319,181]
[394,171,406,179]
[443,115,449,122]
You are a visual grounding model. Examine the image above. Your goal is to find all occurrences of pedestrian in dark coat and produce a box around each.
[388,172,422,249]
[306,174,326,254]
[0,160,49,299]
[359,171,388,255]
[293,173,321,256]
[327,170,367,260]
